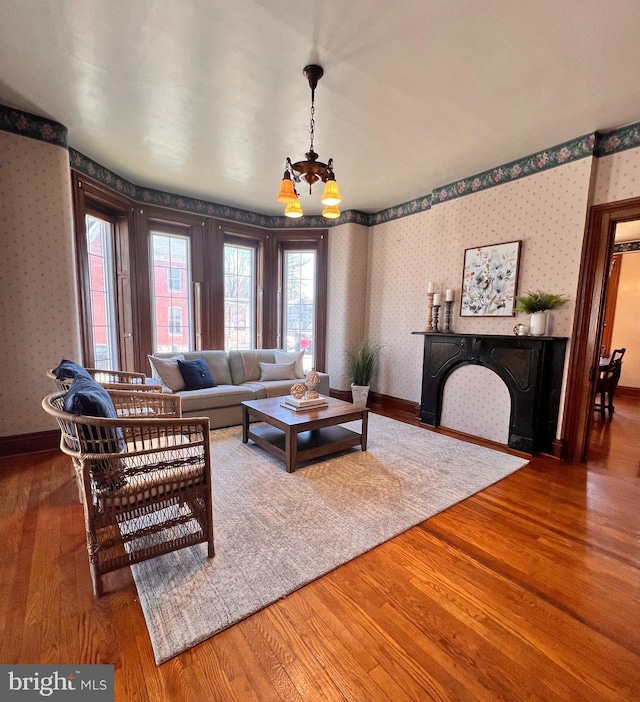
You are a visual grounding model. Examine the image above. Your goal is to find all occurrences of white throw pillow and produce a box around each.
[259,361,297,382]
[147,354,186,392]
[274,350,305,378]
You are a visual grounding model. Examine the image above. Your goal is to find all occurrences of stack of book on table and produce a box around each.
[280,395,329,411]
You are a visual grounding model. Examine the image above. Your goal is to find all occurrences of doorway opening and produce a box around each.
[563,197,640,463]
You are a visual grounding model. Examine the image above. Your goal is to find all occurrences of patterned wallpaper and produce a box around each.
[440,365,510,444]
[326,223,370,391]
[0,131,80,437]
[592,145,640,205]
[3,104,640,445]
[367,158,594,440]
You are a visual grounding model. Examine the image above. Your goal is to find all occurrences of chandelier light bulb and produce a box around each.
[284,198,304,218]
[322,204,341,219]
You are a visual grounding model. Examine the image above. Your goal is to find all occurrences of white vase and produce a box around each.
[351,384,370,406]
[529,311,547,336]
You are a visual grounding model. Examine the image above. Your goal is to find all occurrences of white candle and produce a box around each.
[445,289,454,302]
[427,281,435,294]
[433,293,441,306]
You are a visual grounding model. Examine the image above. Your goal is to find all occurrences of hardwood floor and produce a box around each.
[1,411,638,701]
[587,395,640,476]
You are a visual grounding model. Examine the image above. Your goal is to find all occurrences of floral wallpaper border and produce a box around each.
[613,240,640,253]
[432,134,596,205]
[594,122,640,157]
[0,104,67,148]
[69,148,370,229]
[2,103,640,227]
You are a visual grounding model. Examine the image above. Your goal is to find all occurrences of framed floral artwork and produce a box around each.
[460,240,521,316]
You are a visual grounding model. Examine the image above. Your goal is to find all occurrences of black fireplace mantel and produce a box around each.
[412,332,568,454]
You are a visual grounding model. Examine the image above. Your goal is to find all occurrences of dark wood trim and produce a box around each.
[617,385,640,398]
[205,221,226,350]
[420,423,531,458]
[368,391,420,420]
[71,172,93,365]
[70,172,330,373]
[219,224,269,350]
[551,439,564,460]
[330,388,352,402]
[71,171,138,370]
[330,389,420,421]
[136,207,207,367]
[562,196,640,462]
[272,230,328,371]
[0,430,59,457]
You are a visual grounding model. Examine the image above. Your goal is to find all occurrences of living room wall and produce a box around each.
[2,103,639,450]
[0,130,81,439]
[368,159,593,384]
[365,140,640,442]
[610,252,640,388]
[325,222,369,391]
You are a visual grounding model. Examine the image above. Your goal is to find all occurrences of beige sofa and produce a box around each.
[150,349,330,429]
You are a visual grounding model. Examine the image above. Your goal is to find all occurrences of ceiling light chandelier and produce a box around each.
[276,64,342,219]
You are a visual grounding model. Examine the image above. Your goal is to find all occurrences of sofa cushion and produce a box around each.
[178,358,217,390]
[228,349,277,384]
[259,361,297,381]
[53,359,92,381]
[274,350,305,378]
[184,351,234,385]
[250,379,302,399]
[148,354,186,391]
[177,385,258,413]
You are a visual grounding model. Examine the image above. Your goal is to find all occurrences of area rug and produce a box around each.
[129,414,528,664]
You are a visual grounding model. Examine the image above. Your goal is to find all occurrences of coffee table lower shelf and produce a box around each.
[247,424,363,472]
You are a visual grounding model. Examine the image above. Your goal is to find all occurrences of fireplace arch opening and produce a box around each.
[440,365,511,445]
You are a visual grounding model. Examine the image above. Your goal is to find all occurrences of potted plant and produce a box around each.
[514,290,569,336]
[347,339,381,406]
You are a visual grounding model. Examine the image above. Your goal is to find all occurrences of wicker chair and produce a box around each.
[46,367,158,393]
[42,389,215,596]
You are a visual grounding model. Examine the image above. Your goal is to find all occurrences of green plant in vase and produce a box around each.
[514,290,569,336]
[347,339,381,406]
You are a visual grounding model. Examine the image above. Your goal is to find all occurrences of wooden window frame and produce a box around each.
[273,230,328,372]
[71,171,329,374]
[71,173,135,370]
[221,226,266,349]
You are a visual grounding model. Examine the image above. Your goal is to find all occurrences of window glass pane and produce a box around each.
[85,214,119,370]
[151,232,192,353]
[168,267,182,292]
[284,250,316,372]
[224,244,255,350]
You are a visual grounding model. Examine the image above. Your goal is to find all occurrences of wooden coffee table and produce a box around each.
[241,396,368,473]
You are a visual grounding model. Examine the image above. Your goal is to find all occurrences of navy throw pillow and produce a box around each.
[53,359,92,381]
[63,376,126,491]
[177,358,217,390]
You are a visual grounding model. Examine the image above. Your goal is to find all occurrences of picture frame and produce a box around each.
[460,240,521,317]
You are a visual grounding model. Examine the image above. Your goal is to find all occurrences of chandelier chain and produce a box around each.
[309,99,315,151]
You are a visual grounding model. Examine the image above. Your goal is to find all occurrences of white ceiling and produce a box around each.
[2,1,640,217]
